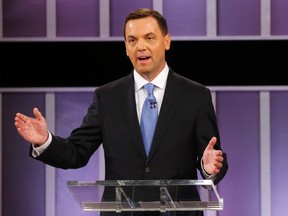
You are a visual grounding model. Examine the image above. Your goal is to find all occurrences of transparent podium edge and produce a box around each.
[67,179,224,212]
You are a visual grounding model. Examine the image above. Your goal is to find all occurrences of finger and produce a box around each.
[214,149,223,156]
[15,120,26,135]
[214,154,224,162]
[15,119,24,128]
[14,120,20,129]
[15,113,29,124]
[15,113,25,121]
[214,161,223,170]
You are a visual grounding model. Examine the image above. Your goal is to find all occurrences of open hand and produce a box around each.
[15,107,48,145]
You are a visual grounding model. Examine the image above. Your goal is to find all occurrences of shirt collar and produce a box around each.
[134,63,169,92]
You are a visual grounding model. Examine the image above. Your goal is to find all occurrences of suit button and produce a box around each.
[145,167,150,172]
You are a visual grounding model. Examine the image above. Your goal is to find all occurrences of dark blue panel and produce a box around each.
[55,92,104,216]
[217,92,260,216]
[110,0,153,36]
[163,0,206,36]
[271,0,288,35]
[3,0,46,37]
[57,0,100,37]
[2,93,46,216]
[218,0,260,35]
[270,92,288,216]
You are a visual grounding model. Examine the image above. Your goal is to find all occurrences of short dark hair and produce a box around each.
[124,8,168,40]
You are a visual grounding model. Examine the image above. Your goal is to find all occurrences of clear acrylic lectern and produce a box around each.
[67,179,223,213]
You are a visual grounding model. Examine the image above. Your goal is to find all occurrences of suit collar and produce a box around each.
[133,63,169,90]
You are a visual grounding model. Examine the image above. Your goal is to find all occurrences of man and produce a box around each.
[15,8,228,216]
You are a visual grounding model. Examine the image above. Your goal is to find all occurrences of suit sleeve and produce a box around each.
[196,87,228,185]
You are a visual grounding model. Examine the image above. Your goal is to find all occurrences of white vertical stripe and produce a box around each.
[260,91,271,216]
[46,0,57,38]
[45,93,56,216]
[0,0,3,38]
[207,0,218,36]
[0,93,2,216]
[99,0,110,37]
[261,0,271,36]
[153,0,163,14]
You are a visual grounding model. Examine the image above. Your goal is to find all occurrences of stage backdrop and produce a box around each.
[1,0,288,216]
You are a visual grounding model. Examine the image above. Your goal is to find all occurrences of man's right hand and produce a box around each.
[15,107,49,145]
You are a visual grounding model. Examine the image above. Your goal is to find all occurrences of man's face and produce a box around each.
[125,17,171,81]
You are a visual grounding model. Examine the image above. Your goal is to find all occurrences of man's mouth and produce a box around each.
[138,56,151,62]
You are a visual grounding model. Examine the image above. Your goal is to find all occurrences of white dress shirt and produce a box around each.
[134,63,169,122]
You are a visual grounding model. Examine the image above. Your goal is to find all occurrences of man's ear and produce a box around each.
[165,33,171,51]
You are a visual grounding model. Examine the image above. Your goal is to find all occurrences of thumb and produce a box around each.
[33,107,44,121]
[206,136,217,150]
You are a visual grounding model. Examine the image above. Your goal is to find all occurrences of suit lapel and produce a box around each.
[120,70,184,162]
[147,70,184,161]
[121,74,147,160]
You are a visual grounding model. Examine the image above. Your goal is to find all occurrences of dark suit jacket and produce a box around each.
[32,68,228,216]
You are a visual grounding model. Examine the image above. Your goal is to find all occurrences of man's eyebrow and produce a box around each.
[126,35,136,40]
[127,32,155,38]
[145,32,155,36]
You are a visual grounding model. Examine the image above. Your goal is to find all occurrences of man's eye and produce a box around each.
[128,39,136,44]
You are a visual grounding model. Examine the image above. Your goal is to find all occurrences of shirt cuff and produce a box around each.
[31,131,52,157]
[201,157,216,180]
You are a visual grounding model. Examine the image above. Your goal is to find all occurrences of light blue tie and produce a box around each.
[140,83,158,155]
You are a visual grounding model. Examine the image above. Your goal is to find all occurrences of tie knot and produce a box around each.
[144,83,155,95]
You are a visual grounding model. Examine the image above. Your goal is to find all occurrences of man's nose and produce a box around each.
[137,39,146,50]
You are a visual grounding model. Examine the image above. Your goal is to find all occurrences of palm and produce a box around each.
[15,108,48,144]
